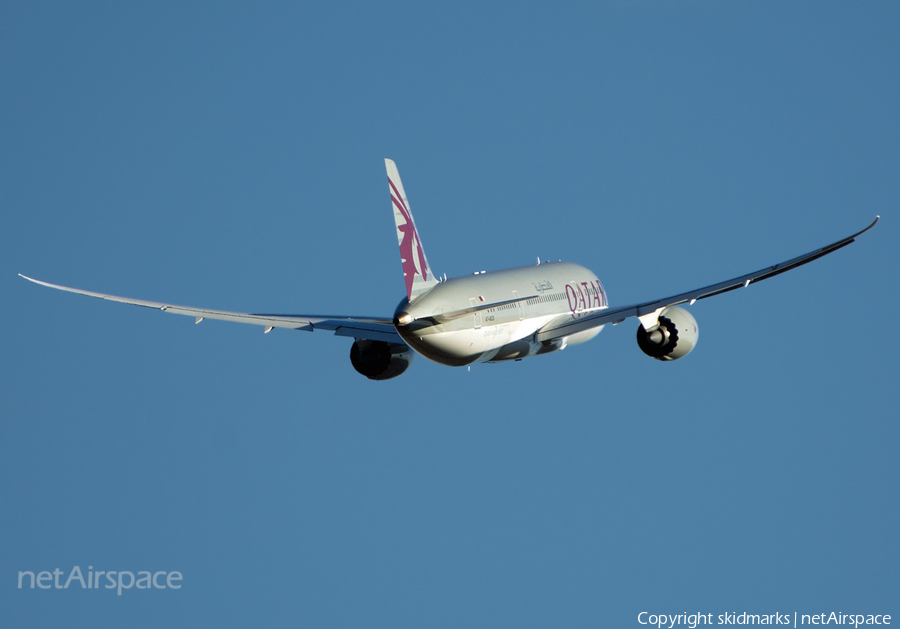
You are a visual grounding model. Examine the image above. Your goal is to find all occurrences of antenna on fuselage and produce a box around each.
[537,256,541,265]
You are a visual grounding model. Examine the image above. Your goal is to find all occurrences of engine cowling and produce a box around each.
[636,306,699,361]
[349,339,413,380]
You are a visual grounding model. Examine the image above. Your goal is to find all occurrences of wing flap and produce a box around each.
[331,324,408,344]
[19,274,404,344]
[537,216,879,343]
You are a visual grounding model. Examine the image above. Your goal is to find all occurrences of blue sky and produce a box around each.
[2,2,897,627]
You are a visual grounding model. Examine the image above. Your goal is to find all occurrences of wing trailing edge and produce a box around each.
[536,216,880,343]
[18,274,405,345]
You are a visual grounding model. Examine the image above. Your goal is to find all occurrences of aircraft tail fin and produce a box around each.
[385,159,438,301]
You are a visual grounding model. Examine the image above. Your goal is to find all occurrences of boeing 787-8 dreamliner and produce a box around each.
[21,159,878,379]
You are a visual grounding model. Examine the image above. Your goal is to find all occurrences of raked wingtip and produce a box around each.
[19,274,56,289]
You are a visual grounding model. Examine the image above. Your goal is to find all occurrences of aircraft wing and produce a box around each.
[18,274,405,345]
[536,216,879,343]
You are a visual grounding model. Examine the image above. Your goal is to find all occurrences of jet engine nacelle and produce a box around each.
[636,306,699,361]
[349,339,413,380]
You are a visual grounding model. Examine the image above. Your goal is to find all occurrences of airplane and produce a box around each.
[20,159,879,380]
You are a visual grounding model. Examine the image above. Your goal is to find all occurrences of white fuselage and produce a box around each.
[393,261,608,366]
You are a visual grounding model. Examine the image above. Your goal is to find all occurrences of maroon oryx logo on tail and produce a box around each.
[389,176,430,299]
